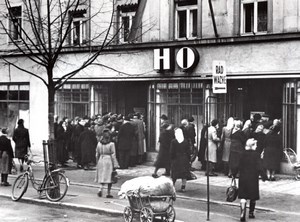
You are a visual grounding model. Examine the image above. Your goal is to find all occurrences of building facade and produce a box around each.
[0,0,300,173]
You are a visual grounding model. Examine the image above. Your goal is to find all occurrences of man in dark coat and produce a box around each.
[0,128,14,186]
[117,116,135,169]
[13,119,30,172]
[79,123,97,170]
[71,117,84,168]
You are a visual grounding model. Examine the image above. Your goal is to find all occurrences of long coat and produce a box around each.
[206,126,220,163]
[79,128,97,166]
[263,132,282,171]
[117,122,135,151]
[13,126,30,159]
[56,124,68,164]
[221,127,232,162]
[238,150,266,200]
[154,127,174,168]
[95,142,119,184]
[170,139,191,180]
[0,135,14,174]
[229,130,246,175]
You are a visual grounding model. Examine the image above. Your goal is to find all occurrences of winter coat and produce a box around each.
[154,127,174,168]
[117,122,135,151]
[205,126,220,163]
[238,150,266,200]
[132,119,145,156]
[0,135,14,174]
[13,126,30,159]
[198,125,208,162]
[95,142,119,184]
[221,127,232,162]
[263,132,282,171]
[170,139,191,180]
[229,130,246,175]
[251,132,265,155]
[79,128,97,166]
[56,124,68,164]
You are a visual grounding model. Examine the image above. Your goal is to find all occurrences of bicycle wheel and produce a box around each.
[44,172,69,202]
[11,173,29,201]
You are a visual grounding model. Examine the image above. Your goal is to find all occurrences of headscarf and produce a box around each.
[242,119,251,131]
[174,128,184,143]
[245,138,257,150]
[100,130,111,145]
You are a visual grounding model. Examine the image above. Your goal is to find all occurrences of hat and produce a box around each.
[160,114,168,121]
[17,119,24,125]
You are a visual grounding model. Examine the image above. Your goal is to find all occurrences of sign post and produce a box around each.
[212,60,227,94]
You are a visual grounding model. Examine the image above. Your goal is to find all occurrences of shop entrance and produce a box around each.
[113,81,148,117]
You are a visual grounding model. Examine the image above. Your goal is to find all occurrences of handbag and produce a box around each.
[111,170,118,184]
[226,178,238,202]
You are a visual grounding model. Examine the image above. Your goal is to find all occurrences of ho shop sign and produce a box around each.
[153,47,199,72]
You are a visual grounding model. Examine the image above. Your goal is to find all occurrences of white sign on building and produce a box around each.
[212,60,227,94]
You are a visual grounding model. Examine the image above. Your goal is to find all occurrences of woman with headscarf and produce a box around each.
[205,119,221,176]
[242,119,252,140]
[229,119,247,178]
[170,128,191,192]
[13,119,31,172]
[238,138,267,221]
[221,117,234,176]
[0,128,14,186]
[95,130,119,198]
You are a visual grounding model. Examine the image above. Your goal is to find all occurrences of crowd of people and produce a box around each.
[53,112,147,171]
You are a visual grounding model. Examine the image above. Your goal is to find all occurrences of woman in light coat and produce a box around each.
[95,130,119,198]
[221,117,234,176]
[205,119,220,176]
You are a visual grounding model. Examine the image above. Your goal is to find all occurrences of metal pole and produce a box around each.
[42,140,48,173]
[205,95,217,221]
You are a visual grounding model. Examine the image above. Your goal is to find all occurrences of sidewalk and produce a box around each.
[2,159,300,221]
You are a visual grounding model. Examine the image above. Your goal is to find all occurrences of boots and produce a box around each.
[249,200,256,219]
[240,199,247,221]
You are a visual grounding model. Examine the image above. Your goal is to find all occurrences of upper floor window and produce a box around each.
[69,9,88,45]
[241,0,268,34]
[117,4,138,43]
[8,6,22,41]
[175,0,198,40]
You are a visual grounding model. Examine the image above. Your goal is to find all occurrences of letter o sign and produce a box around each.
[176,47,200,71]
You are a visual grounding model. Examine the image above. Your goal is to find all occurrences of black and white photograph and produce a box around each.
[0,0,300,221]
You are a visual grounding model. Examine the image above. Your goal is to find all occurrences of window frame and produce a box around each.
[71,18,88,45]
[7,5,23,42]
[118,11,135,43]
[240,0,268,35]
[175,3,198,40]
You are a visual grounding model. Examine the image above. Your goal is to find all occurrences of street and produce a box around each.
[0,197,121,222]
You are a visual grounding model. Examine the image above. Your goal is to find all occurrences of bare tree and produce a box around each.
[0,0,141,143]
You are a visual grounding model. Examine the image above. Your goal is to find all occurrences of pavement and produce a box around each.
[1,158,300,222]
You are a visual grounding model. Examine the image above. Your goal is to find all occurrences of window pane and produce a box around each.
[191,9,197,37]
[8,90,18,100]
[178,10,187,38]
[19,90,29,100]
[244,3,254,33]
[257,2,267,32]
[0,90,7,100]
[73,21,80,45]
[122,16,130,41]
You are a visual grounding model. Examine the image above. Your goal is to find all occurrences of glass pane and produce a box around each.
[81,89,89,102]
[192,88,203,103]
[180,89,190,103]
[191,9,197,37]
[168,89,179,103]
[73,92,80,101]
[19,90,29,100]
[8,90,18,100]
[122,16,130,41]
[178,10,187,38]
[257,1,267,32]
[244,3,254,33]
[0,90,7,100]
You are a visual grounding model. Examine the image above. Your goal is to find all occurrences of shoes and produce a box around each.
[97,191,102,197]
[77,164,82,169]
[2,182,11,186]
[106,194,113,198]
[152,173,159,178]
[249,212,255,219]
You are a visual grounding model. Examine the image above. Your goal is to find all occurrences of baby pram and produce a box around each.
[118,176,176,222]
[283,148,300,180]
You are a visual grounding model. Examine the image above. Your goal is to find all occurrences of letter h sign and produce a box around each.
[153,48,175,71]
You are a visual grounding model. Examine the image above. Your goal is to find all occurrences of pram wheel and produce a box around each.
[123,206,133,222]
[140,207,154,222]
[164,205,176,222]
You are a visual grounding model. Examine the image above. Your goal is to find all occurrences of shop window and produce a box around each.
[8,6,22,41]
[241,0,268,34]
[0,84,29,136]
[69,9,88,45]
[175,0,198,39]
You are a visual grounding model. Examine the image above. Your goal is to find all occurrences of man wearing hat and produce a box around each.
[0,128,14,186]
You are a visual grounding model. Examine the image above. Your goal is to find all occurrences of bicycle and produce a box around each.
[11,156,70,202]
